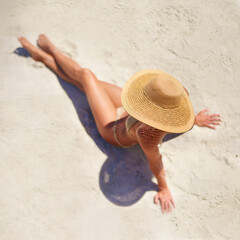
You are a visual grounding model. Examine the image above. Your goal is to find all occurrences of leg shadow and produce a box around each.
[14,47,31,57]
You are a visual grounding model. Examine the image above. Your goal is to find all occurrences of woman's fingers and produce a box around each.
[207,119,221,124]
[165,201,169,212]
[201,109,209,114]
[205,124,216,129]
[166,202,171,213]
[160,201,165,213]
[210,117,221,122]
[208,118,221,126]
[211,122,221,125]
[160,200,167,214]
[154,195,160,205]
[170,199,175,208]
[161,200,176,213]
[210,114,221,118]
[154,193,175,213]
[163,202,167,213]
[161,201,173,213]
[211,119,221,123]
[205,115,221,128]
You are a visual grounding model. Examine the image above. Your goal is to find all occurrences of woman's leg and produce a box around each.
[37,34,123,107]
[37,34,83,81]
[18,37,86,88]
[18,36,121,143]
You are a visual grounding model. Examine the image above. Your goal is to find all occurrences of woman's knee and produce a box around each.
[98,125,114,143]
[76,68,96,86]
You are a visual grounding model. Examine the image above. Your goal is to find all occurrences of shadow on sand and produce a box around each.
[56,77,159,206]
[14,47,184,206]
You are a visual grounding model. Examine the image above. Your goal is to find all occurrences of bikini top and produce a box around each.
[125,115,139,132]
[115,107,139,133]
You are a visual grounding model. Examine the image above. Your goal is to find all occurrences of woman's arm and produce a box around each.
[136,125,175,213]
[142,146,167,190]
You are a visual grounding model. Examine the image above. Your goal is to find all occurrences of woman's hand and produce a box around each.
[154,188,175,214]
[194,109,221,129]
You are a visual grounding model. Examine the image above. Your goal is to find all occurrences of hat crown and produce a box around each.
[143,76,184,109]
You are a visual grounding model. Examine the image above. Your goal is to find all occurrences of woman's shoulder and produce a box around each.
[135,122,165,147]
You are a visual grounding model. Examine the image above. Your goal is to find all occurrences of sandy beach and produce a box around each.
[0,0,240,239]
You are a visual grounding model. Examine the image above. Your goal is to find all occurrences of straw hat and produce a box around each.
[121,69,195,133]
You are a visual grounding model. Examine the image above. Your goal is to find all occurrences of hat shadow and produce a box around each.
[55,77,159,206]
[14,47,159,206]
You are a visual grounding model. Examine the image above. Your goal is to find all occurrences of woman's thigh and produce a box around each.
[100,81,122,108]
[76,68,119,141]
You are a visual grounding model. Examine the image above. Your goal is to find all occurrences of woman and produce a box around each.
[18,35,221,213]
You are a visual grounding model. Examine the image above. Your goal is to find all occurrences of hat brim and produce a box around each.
[121,69,195,133]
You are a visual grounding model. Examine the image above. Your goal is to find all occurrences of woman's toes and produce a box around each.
[38,34,45,42]
[38,34,48,45]
[37,34,56,53]
[18,36,29,48]
[17,35,23,42]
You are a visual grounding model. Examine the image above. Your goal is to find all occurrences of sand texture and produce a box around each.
[1,0,240,239]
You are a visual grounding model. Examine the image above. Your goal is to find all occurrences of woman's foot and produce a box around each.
[18,36,52,62]
[37,34,57,54]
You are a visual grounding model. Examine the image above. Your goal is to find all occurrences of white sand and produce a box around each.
[1,0,240,239]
